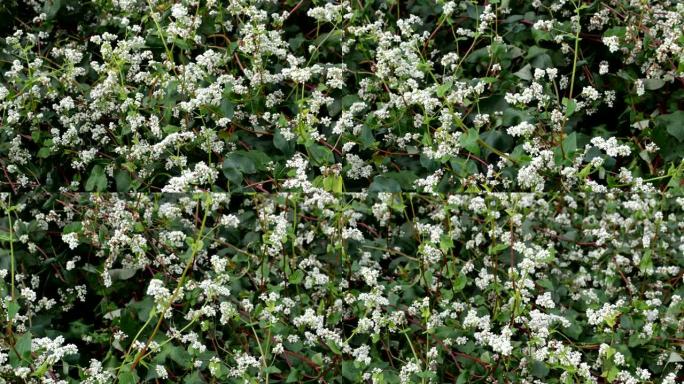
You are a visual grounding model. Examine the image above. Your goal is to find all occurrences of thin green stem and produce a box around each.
[568,9,582,100]
[6,196,16,338]
[250,322,270,384]
[125,194,211,373]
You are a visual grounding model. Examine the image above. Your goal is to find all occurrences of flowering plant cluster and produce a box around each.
[1,0,684,383]
[1,192,684,383]
[0,0,682,193]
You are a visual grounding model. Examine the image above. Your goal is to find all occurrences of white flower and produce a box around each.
[62,232,79,250]
[533,20,554,31]
[635,79,645,96]
[535,292,555,309]
[399,361,421,384]
[590,137,631,157]
[155,365,169,379]
[581,86,601,101]
[326,66,346,89]
[507,121,536,137]
[602,36,620,53]
[147,279,170,301]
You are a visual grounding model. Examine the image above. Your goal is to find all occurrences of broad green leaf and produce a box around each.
[643,78,666,90]
[530,360,549,378]
[453,272,467,291]
[309,144,335,165]
[513,64,532,81]
[656,111,684,142]
[223,152,256,174]
[368,175,402,193]
[115,170,131,192]
[288,270,304,284]
[117,369,139,384]
[274,128,295,155]
[563,97,576,117]
[108,268,138,281]
[10,332,32,367]
[460,128,480,155]
[85,164,107,192]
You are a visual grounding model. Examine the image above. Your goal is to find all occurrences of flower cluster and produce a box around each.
[0,0,681,194]
[1,0,683,383]
[0,191,683,383]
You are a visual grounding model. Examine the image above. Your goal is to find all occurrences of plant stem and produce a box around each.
[6,196,15,339]
[128,194,210,372]
[568,8,582,100]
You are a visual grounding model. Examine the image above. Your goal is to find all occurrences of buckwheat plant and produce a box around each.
[0,0,682,193]
[0,191,683,383]
[1,0,684,383]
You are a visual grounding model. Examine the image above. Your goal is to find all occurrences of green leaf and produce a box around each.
[326,341,342,355]
[490,243,509,254]
[288,270,304,285]
[173,38,191,50]
[85,164,107,192]
[460,128,481,155]
[286,369,301,383]
[368,175,402,193]
[117,369,139,384]
[167,345,193,369]
[563,322,582,339]
[108,268,138,281]
[383,171,418,189]
[513,64,532,81]
[309,144,335,165]
[526,46,547,60]
[628,332,648,347]
[32,361,49,377]
[437,81,453,97]
[643,78,666,91]
[456,372,469,384]
[359,125,375,148]
[563,97,576,117]
[453,272,467,291]
[603,26,626,38]
[220,98,234,119]
[37,147,51,158]
[115,170,131,192]
[342,360,361,381]
[183,371,205,384]
[537,279,554,291]
[604,365,619,382]
[8,300,19,321]
[639,249,653,273]
[656,111,684,142]
[10,332,32,367]
[43,0,62,20]
[530,360,550,378]
[668,351,684,363]
[322,175,343,193]
[223,152,256,174]
[274,128,295,155]
[63,221,83,234]
[439,235,453,252]
[264,366,282,374]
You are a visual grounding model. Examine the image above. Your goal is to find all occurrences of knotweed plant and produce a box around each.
[1,192,684,383]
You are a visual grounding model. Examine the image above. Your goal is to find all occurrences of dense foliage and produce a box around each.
[1,0,684,384]
[1,192,684,383]
[0,0,682,193]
